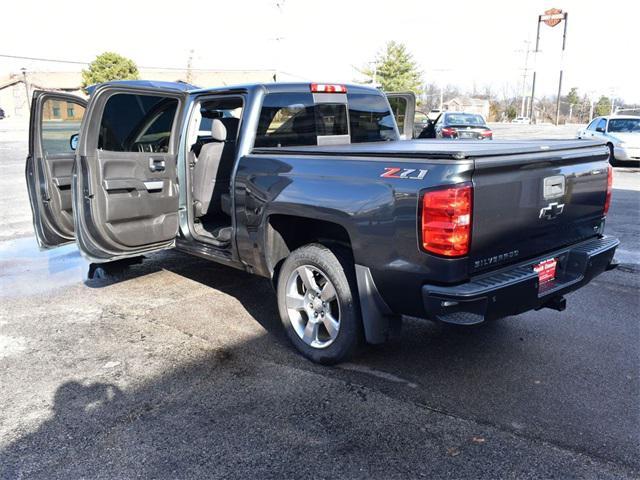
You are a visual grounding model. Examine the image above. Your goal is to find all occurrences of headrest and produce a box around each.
[211,118,227,142]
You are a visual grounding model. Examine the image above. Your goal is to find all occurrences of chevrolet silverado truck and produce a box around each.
[26,81,618,364]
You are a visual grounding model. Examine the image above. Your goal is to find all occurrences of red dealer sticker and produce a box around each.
[533,258,557,284]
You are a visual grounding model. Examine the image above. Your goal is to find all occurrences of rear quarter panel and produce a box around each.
[233,152,474,317]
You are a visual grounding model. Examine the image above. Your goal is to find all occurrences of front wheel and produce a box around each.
[607,143,617,166]
[276,244,362,364]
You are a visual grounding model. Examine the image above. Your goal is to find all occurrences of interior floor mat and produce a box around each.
[193,221,232,244]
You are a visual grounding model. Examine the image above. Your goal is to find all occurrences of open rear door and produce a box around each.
[73,84,188,262]
[26,91,87,248]
[386,92,416,139]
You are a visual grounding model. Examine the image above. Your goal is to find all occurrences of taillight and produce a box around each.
[481,130,492,138]
[421,183,473,257]
[310,83,347,93]
[604,165,613,215]
[441,127,456,138]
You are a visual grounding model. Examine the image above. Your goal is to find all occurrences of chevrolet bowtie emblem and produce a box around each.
[539,202,565,220]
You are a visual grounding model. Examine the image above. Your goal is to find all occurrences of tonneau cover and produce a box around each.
[252,139,606,159]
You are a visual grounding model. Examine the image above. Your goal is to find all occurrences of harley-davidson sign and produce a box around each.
[541,8,565,27]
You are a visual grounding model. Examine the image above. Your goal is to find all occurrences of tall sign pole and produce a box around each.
[529,8,567,124]
[529,17,542,121]
[554,12,568,126]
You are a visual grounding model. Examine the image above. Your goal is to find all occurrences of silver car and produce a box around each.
[577,115,640,163]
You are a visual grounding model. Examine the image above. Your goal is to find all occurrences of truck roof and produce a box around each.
[253,139,608,159]
[87,80,382,96]
[190,82,382,96]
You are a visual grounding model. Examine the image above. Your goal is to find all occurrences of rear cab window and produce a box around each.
[254,89,398,148]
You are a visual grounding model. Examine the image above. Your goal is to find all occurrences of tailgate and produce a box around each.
[470,143,610,274]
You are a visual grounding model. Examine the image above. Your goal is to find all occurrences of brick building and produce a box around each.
[0,69,278,120]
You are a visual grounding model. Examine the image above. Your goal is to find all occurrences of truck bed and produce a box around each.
[252,138,606,159]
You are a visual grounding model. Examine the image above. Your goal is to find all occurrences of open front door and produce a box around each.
[386,92,416,139]
[26,91,87,248]
[73,85,187,262]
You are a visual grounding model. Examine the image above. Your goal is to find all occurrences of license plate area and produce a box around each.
[533,258,557,286]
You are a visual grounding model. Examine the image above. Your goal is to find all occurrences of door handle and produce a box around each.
[149,158,166,172]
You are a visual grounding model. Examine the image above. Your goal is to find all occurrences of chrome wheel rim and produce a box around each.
[285,265,340,349]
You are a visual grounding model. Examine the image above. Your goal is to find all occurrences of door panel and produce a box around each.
[74,86,185,261]
[26,91,86,248]
[97,150,179,247]
[386,92,416,139]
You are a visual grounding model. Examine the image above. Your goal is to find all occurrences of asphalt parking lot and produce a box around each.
[1,123,639,479]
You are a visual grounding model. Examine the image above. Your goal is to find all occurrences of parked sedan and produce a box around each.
[433,112,492,140]
[577,115,640,163]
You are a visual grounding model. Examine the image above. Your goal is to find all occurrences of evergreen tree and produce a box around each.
[566,87,580,108]
[365,41,422,94]
[82,52,140,89]
[594,95,611,117]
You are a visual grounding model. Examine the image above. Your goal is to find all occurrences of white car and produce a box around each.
[577,115,640,163]
[512,116,530,124]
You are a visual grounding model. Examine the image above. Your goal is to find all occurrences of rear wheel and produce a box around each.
[276,244,362,364]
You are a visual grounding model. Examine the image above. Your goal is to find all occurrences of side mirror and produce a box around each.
[69,133,79,151]
[595,127,605,133]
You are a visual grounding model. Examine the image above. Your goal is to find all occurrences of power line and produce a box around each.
[0,53,86,65]
[0,53,276,72]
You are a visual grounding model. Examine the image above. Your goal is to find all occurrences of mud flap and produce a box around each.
[355,265,401,344]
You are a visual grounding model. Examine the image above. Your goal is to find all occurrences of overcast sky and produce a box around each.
[1,0,638,103]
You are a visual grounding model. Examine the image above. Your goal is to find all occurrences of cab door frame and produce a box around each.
[386,92,416,139]
[26,90,87,248]
[73,84,189,262]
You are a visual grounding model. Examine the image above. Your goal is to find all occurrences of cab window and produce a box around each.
[41,98,85,155]
[387,96,408,133]
[254,91,398,148]
[347,93,397,143]
[98,93,178,152]
[254,92,348,148]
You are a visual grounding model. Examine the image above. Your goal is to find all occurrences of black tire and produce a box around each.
[276,243,362,364]
[607,143,617,166]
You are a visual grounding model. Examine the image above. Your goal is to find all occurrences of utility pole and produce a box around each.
[274,0,286,81]
[554,12,568,126]
[186,49,194,84]
[518,40,532,118]
[21,68,31,110]
[439,86,444,111]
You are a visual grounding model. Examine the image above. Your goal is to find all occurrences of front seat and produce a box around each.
[216,117,240,216]
[193,118,226,217]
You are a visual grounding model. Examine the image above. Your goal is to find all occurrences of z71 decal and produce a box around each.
[380,167,428,180]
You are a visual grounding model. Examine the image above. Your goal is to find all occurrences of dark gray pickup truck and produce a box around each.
[26,81,618,363]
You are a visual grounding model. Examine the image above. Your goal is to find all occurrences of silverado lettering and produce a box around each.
[474,250,520,269]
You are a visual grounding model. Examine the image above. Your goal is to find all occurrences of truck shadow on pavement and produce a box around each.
[2,246,637,477]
